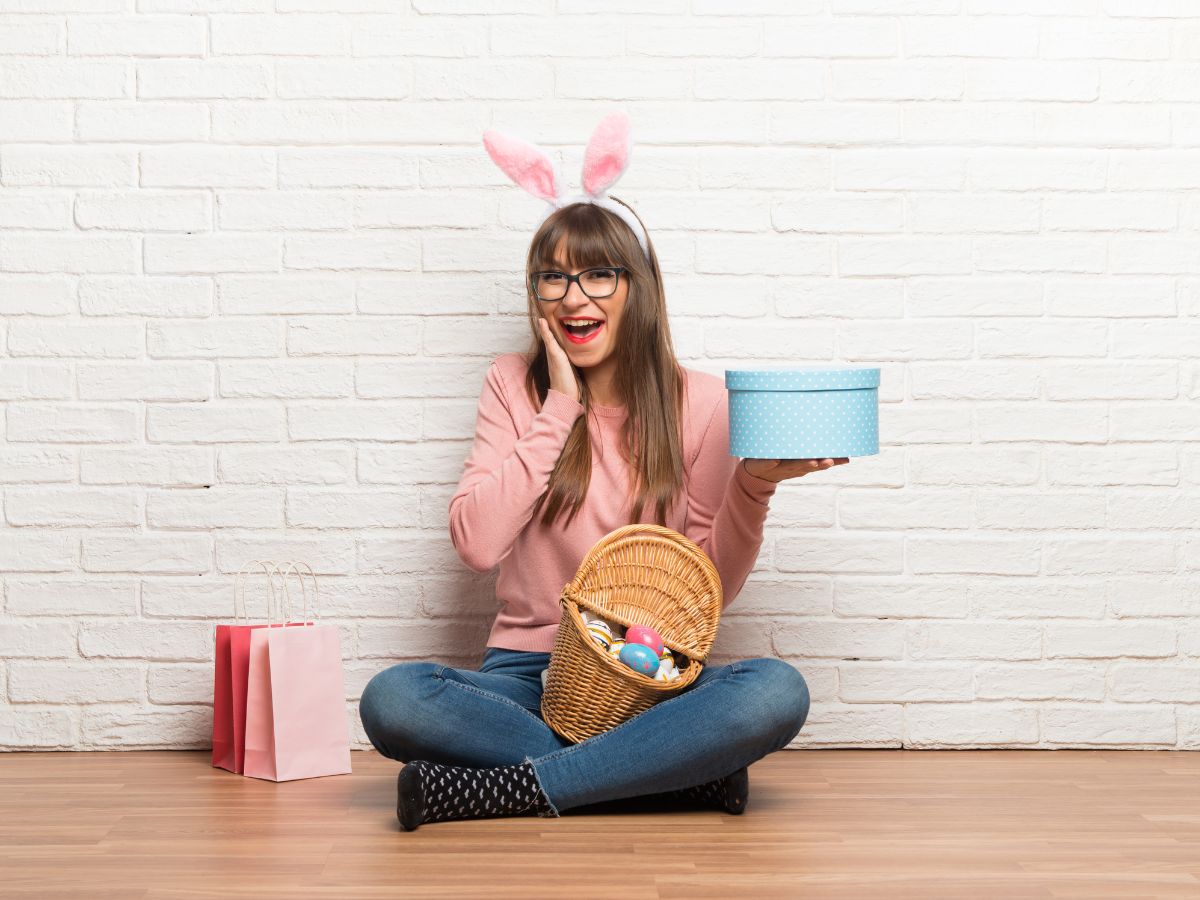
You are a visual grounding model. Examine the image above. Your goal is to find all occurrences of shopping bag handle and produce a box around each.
[275,561,319,626]
[232,559,282,624]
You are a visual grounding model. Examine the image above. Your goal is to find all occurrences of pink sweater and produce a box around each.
[448,352,779,653]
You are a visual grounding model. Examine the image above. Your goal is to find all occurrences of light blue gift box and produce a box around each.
[725,366,881,459]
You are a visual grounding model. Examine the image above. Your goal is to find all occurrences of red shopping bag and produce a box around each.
[212,561,280,774]
[243,562,352,782]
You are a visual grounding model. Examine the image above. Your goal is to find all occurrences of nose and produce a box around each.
[558,285,598,318]
[562,278,589,306]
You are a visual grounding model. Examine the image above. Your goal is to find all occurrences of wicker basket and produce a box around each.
[540,523,723,743]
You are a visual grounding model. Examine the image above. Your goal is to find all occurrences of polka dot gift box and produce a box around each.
[725,366,881,459]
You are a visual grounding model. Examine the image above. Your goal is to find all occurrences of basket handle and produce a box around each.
[559,524,722,662]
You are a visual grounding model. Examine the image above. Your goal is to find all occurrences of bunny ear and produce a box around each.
[581,110,632,197]
[482,128,561,203]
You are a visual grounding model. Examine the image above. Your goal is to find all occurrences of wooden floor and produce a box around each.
[1,749,1198,899]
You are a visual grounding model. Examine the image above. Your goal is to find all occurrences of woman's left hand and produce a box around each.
[742,457,850,483]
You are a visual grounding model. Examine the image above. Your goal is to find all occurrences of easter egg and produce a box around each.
[660,647,674,667]
[625,624,664,657]
[607,639,626,660]
[618,642,661,677]
[585,620,612,650]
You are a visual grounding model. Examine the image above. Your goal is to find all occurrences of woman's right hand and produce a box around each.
[537,316,581,404]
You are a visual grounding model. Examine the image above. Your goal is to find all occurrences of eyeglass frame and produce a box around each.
[528,266,628,302]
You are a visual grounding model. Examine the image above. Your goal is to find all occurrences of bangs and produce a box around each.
[530,204,631,272]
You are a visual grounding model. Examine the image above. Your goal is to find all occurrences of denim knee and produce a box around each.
[741,657,810,742]
[358,661,440,760]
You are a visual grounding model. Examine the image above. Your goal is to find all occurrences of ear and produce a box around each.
[581,110,632,197]
[482,128,561,203]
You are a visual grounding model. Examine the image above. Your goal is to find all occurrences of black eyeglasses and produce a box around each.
[530,266,627,302]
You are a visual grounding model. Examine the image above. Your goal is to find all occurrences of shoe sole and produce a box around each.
[396,764,425,831]
[727,766,750,815]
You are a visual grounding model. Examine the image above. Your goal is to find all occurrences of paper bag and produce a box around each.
[243,562,352,782]
[211,560,278,774]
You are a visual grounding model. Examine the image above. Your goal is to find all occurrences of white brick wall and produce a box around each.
[2,2,1198,752]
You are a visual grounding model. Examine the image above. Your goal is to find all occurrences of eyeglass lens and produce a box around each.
[533,268,619,301]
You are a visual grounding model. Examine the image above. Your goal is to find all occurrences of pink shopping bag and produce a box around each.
[243,562,352,782]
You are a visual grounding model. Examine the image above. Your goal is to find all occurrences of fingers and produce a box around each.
[792,457,852,474]
[745,457,853,483]
[538,317,563,355]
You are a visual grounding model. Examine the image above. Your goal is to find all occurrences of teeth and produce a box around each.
[562,319,601,326]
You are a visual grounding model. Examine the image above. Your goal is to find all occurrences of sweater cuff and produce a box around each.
[735,459,779,503]
[540,388,584,424]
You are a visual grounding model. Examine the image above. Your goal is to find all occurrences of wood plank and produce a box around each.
[0,749,1196,898]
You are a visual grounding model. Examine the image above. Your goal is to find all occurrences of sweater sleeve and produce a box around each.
[684,389,778,610]
[448,359,584,573]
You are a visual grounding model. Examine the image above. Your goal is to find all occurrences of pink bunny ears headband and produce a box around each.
[482,110,651,264]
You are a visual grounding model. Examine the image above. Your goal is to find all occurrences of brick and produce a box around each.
[79,621,211,661]
[80,446,213,486]
[146,403,286,443]
[6,487,140,526]
[0,621,77,658]
[285,489,420,529]
[906,704,1039,747]
[82,534,212,574]
[137,60,270,99]
[75,189,210,230]
[1041,705,1174,746]
[9,662,142,703]
[0,709,74,749]
[4,579,137,616]
[7,403,137,442]
[0,533,77,573]
[80,707,210,749]
[217,274,354,315]
[0,362,73,399]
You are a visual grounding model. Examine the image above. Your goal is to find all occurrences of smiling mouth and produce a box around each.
[560,319,604,343]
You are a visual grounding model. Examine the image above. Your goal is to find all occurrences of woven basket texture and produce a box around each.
[540,524,723,743]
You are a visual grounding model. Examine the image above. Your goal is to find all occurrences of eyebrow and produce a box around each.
[546,262,606,272]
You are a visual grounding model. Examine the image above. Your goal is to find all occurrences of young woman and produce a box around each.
[358,195,850,831]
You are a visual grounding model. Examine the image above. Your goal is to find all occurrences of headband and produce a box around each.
[482,110,651,264]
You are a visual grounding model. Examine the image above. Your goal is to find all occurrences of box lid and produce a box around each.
[725,365,880,392]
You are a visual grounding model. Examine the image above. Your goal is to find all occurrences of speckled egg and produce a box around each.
[619,642,661,677]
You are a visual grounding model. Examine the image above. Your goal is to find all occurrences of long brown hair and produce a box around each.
[522,198,685,529]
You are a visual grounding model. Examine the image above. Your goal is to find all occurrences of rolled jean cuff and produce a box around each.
[523,755,562,818]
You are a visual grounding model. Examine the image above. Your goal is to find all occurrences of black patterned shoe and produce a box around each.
[659,765,750,814]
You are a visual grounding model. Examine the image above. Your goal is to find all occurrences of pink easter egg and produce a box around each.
[625,624,664,657]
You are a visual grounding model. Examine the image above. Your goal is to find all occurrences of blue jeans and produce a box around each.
[358,647,810,816]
